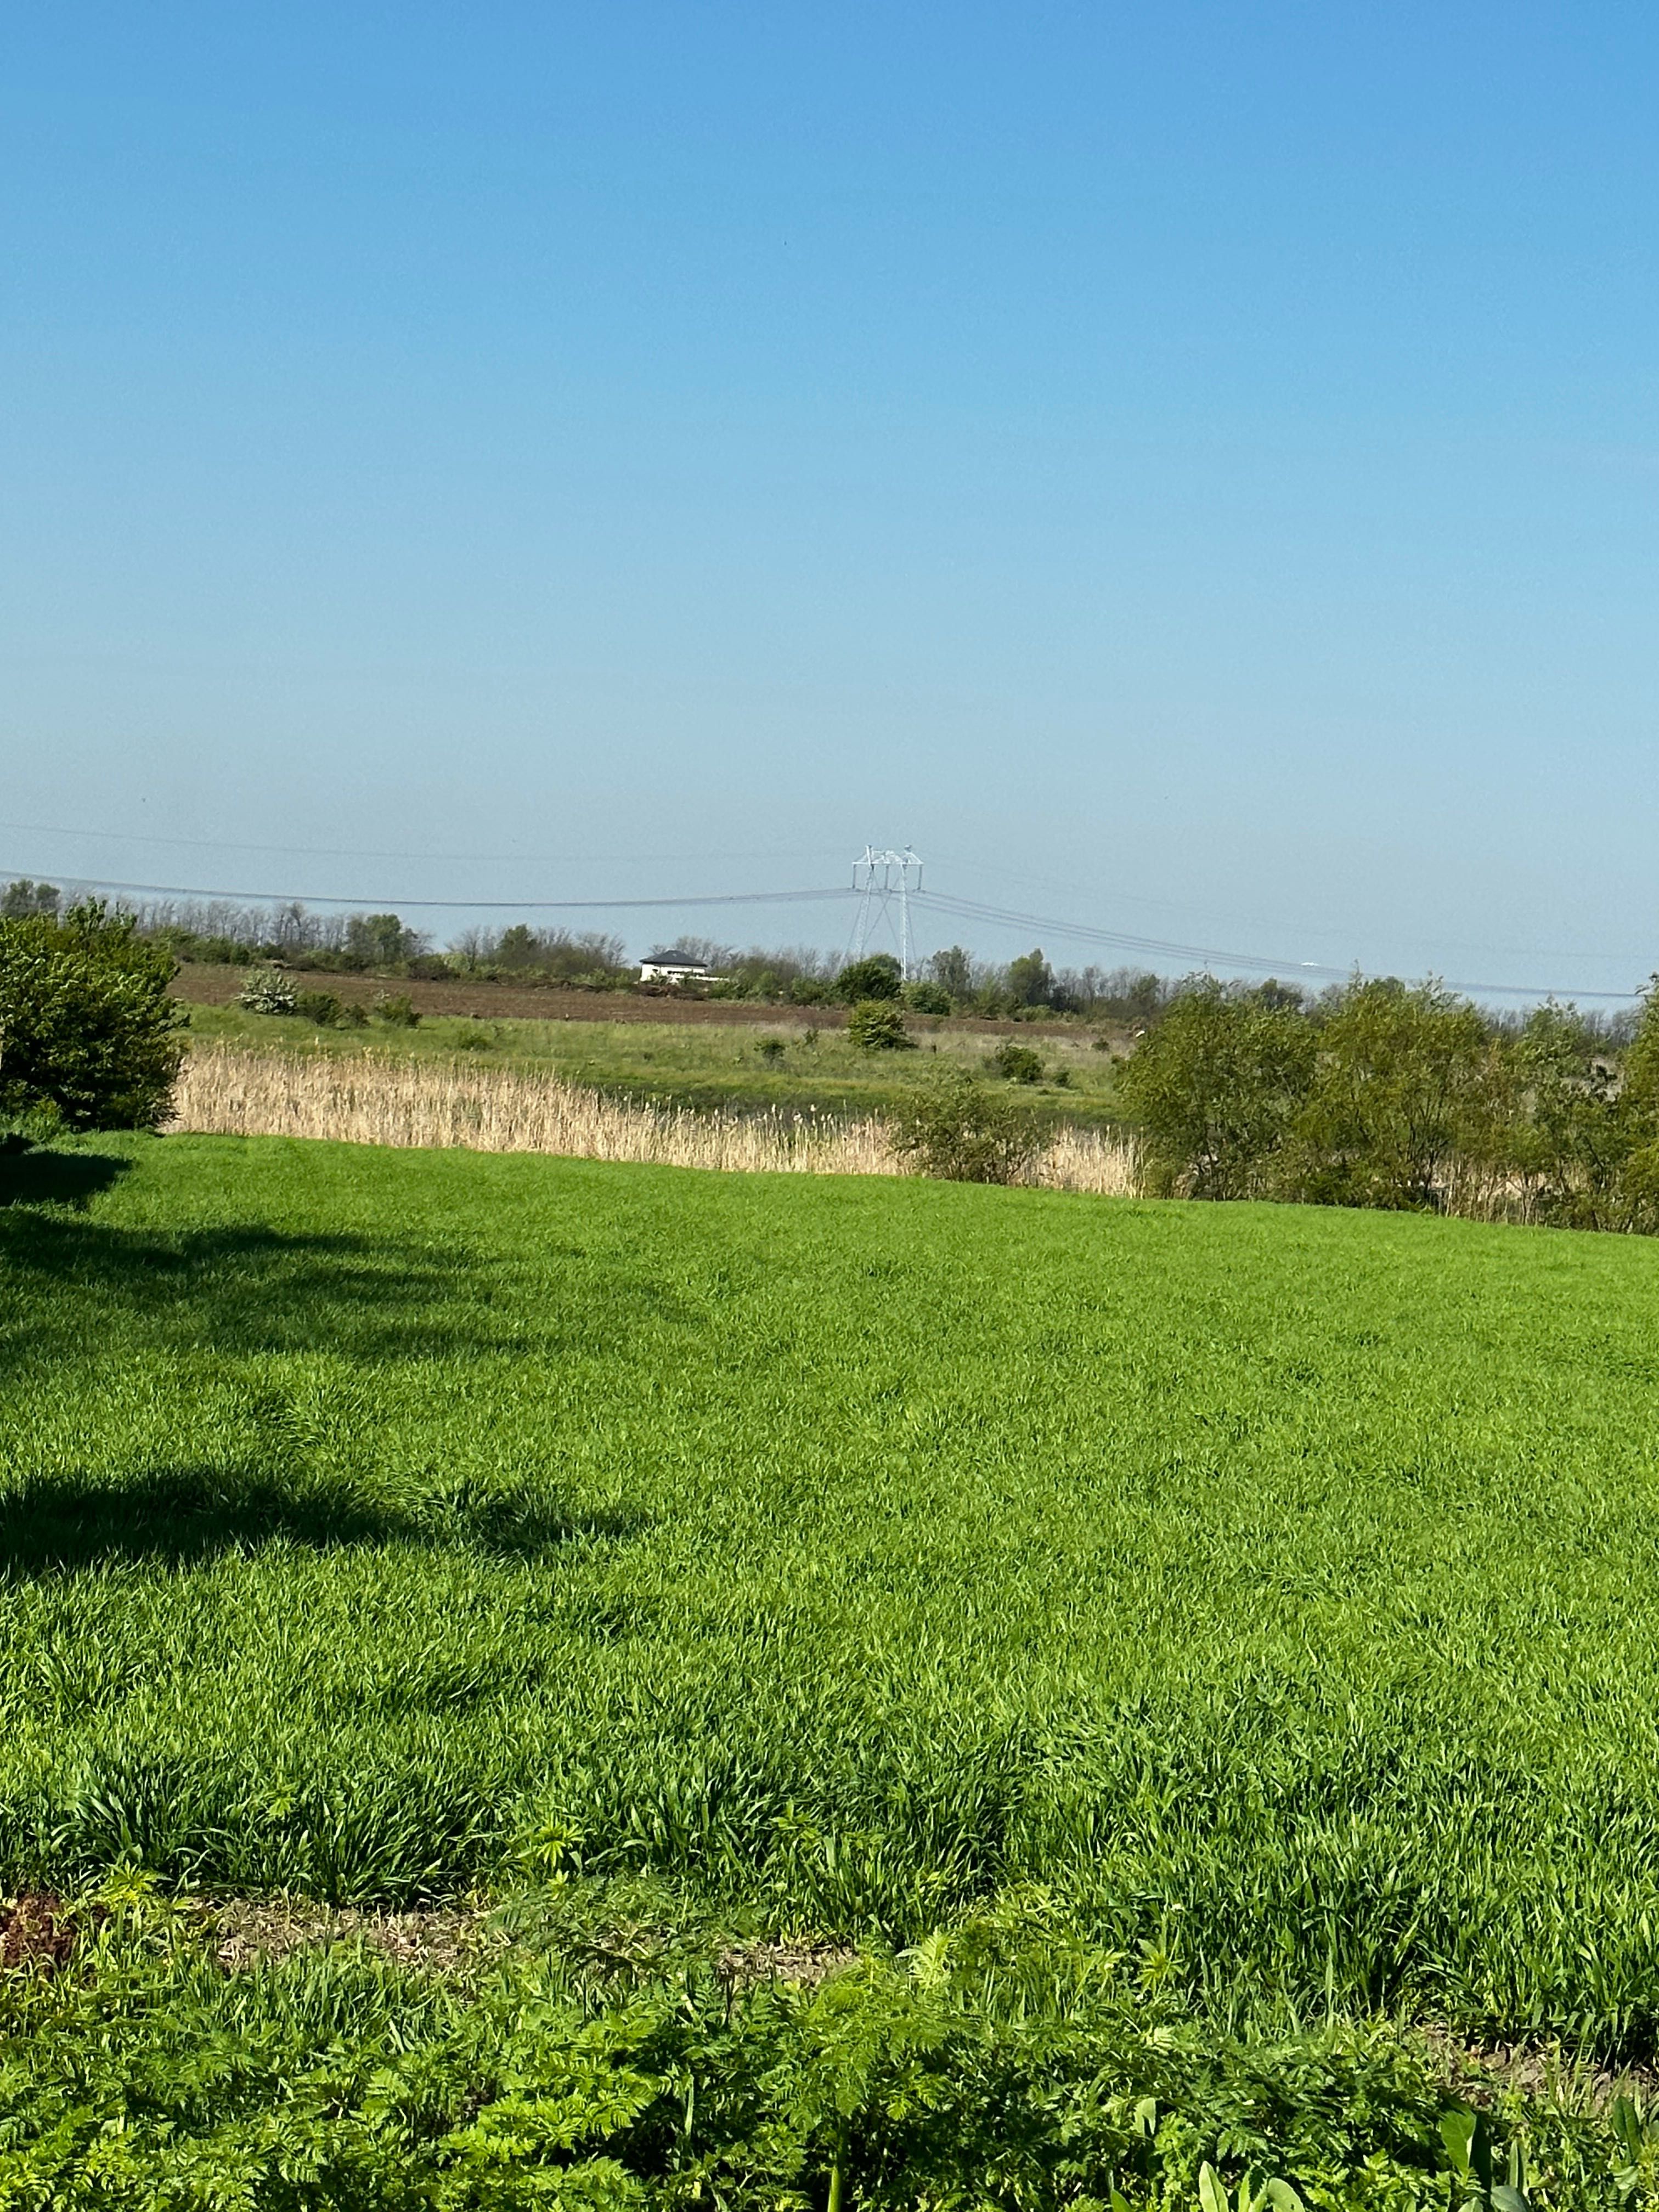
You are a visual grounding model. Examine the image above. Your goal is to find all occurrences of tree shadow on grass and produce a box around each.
[0,1145,133,1210]
[0,1206,500,1370]
[0,1467,649,1576]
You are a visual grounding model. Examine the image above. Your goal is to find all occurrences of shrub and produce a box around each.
[835,953,903,1003]
[236,966,298,1016]
[757,1036,787,1065]
[372,992,421,1029]
[291,989,352,1027]
[847,1001,914,1053]
[1284,980,1502,1211]
[902,979,952,1015]
[1117,980,1316,1199]
[0,899,185,1132]
[891,1066,1034,1182]
[452,1025,494,1053]
[989,1042,1043,1084]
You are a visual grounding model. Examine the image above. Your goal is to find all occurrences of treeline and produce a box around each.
[1120,975,1659,1232]
[1,883,1173,1015]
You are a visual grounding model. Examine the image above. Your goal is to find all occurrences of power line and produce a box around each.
[8,859,1644,1001]
[913,889,1644,1002]
[0,817,838,868]
[7,867,854,913]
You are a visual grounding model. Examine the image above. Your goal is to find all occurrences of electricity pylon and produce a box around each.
[849,846,923,978]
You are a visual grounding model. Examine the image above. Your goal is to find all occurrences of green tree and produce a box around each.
[1116,980,1316,1199]
[835,953,902,1003]
[989,1042,1043,1083]
[891,1066,1035,1182]
[344,912,418,966]
[1609,977,1659,1231]
[0,900,185,1131]
[902,978,952,1015]
[1005,947,1055,1008]
[1286,979,1500,1211]
[1,878,60,919]
[927,945,974,1001]
[492,923,542,969]
[847,1000,914,1052]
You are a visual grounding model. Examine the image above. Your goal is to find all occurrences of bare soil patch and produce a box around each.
[210,1895,495,1977]
[1418,2022,1659,2116]
[1,1892,81,1974]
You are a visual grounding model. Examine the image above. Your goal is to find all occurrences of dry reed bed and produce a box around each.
[171,1045,1140,1197]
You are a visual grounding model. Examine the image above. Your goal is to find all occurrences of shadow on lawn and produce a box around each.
[0,1144,132,1210]
[0,1467,647,1576]
[0,1205,498,1369]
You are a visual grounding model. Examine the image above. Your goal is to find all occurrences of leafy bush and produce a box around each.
[847,1001,914,1053]
[901,979,952,1015]
[1118,982,1316,1199]
[1283,980,1502,1211]
[3,1880,1620,2212]
[0,900,185,1131]
[835,954,902,1003]
[1115,974,1659,1229]
[989,1041,1043,1083]
[238,964,298,1015]
[452,1025,494,1053]
[891,1066,1034,1181]
[372,992,421,1029]
[292,989,368,1029]
[756,1036,787,1065]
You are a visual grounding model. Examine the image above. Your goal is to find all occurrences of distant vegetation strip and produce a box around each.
[170,1043,1141,1195]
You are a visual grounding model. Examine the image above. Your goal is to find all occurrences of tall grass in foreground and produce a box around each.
[170,1043,1140,1195]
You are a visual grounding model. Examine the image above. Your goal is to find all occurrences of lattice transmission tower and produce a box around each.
[849,846,923,978]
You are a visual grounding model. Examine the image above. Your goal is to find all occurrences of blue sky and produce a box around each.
[2,4,1655,992]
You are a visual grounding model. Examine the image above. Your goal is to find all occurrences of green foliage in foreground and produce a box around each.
[0,901,184,1133]
[7,1138,1659,2068]
[4,1878,1650,2210]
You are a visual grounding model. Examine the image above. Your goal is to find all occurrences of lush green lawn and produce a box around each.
[7,1131,1659,2061]
[182,998,1122,1123]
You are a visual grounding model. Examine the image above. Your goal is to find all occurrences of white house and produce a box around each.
[639,950,719,985]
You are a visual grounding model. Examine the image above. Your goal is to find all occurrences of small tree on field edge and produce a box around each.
[835,953,902,1003]
[0,900,185,1132]
[892,1067,1035,1183]
[847,1001,913,1053]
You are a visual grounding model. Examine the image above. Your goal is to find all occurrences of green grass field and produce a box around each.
[181,998,1122,1124]
[8,1129,1659,2067]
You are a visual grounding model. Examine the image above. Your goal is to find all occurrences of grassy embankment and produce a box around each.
[7,1133,1659,2200]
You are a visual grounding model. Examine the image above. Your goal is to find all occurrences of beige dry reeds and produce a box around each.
[1027,1120,1141,1199]
[170,1045,1141,1196]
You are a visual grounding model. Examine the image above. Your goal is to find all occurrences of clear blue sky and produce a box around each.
[3,4,1655,994]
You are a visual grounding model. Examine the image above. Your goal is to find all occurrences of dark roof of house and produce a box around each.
[643,950,707,967]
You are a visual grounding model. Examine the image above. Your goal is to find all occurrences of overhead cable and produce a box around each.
[9,864,1643,1001]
